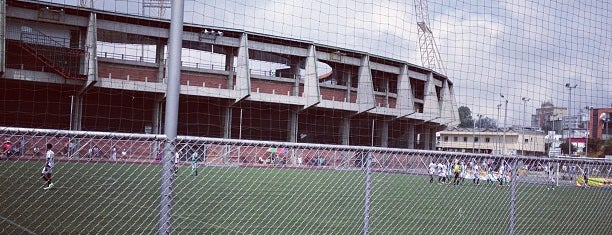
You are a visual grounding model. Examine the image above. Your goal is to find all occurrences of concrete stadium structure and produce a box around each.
[0,0,458,150]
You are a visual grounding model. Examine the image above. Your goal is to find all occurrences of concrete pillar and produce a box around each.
[152,41,165,134]
[356,55,375,114]
[422,126,431,150]
[70,95,83,131]
[155,41,165,82]
[303,45,320,109]
[341,116,350,145]
[431,128,438,150]
[406,124,415,149]
[287,109,298,142]
[225,49,235,88]
[151,98,163,134]
[291,57,301,96]
[223,106,232,139]
[379,120,389,147]
[345,71,352,102]
[0,0,5,74]
[235,33,251,102]
[396,65,414,117]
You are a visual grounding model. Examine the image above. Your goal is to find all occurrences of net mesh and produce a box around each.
[1,0,611,234]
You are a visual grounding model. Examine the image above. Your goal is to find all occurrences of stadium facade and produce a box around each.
[0,0,458,149]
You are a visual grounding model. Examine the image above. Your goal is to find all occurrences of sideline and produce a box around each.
[0,214,38,235]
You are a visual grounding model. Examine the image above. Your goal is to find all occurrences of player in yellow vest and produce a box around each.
[453,162,461,186]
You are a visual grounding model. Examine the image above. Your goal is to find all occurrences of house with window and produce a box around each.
[436,127,546,156]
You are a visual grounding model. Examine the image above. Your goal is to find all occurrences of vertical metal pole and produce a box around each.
[362,152,372,235]
[69,95,74,130]
[503,100,508,155]
[158,0,184,234]
[508,157,518,235]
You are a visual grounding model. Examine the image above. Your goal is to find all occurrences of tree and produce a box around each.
[458,106,474,128]
[477,117,497,129]
[559,142,578,155]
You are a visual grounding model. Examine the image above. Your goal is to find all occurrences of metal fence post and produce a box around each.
[363,151,372,235]
[508,157,518,235]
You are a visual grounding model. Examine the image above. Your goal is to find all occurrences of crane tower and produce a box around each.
[414,0,446,75]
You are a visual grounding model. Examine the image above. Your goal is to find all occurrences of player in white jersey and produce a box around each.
[473,163,480,185]
[41,143,55,190]
[428,161,437,183]
[437,162,446,184]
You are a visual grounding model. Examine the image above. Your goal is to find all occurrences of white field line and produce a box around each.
[0,214,38,235]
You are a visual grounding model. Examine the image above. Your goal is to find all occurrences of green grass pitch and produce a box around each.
[1,161,611,234]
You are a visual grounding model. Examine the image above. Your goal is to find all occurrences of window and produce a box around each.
[443,136,448,141]
[453,137,458,142]
[524,138,529,143]
[485,137,490,143]
[474,137,479,142]
[463,137,468,142]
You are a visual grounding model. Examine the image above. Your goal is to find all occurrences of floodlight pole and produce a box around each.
[521,97,529,156]
[158,0,184,234]
[500,94,508,155]
[584,106,592,156]
[565,83,577,156]
[497,104,501,154]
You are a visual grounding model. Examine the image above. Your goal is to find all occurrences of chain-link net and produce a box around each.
[2,127,611,234]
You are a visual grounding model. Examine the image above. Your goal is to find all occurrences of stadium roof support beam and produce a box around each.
[396,64,415,118]
[423,72,441,120]
[355,55,376,115]
[303,44,321,110]
[80,12,97,95]
[0,0,5,75]
[234,33,251,103]
[440,80,459,126]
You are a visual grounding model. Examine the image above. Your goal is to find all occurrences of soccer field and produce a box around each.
[1,161,611,234]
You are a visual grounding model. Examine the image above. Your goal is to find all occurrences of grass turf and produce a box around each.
[1,161,611,234]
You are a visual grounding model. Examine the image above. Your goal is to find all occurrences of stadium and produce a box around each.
[1,0,611,234]
[1,0,456,149]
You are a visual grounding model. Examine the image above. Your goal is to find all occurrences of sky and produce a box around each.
[46,0,611,126]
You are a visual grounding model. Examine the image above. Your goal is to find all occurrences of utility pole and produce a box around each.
[521,97,530,156]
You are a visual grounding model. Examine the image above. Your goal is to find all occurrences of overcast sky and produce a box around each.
[48,0,611,126]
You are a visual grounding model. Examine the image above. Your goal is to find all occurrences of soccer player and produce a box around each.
[437,161,445,184]
[546,162,555,190]
[428,160,436,183]
[41,143,55,190]
[473,162,480,185]
[453,161,461,186]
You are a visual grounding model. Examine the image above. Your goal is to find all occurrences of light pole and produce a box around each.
[521,97,530,156]
[500,94,508,155]
[497,104,502,155]
[584,106,592,156]
[472,114,482,153]
[565,83,577,156]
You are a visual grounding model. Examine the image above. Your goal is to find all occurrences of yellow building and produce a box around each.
[437,127,546,156]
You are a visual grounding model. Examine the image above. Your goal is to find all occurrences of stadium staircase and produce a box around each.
[18,30,86,80]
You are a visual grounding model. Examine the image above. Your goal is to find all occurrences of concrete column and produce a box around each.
[396,65,414,117]
[151,97,163,134]
[406,124,415,149]
[356,55,375,114]
[384,77,389,107]
[379,120,389,147]
[235,33,251,102]
[345,71,352,102]
[341,116,350,145]
[155,41,165,82]
[422,126,431,150]
[70,95,83,131]
[0,0,7,74]
[223,106,232,139]
[303,45,320,109]
[431,128,438,150]
[287,109,298,142]
[225,49,235,88]
[291,57,301,96]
